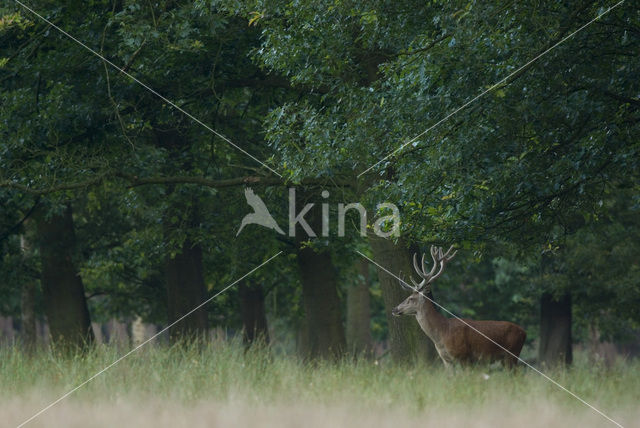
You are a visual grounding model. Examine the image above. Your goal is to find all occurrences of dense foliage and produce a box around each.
[0,0,639,356]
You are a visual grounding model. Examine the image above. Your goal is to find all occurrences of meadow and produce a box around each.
[1,342,638,428]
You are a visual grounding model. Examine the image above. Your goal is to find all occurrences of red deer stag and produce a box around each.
[392,245,526,368]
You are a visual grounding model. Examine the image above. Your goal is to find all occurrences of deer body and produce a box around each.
[393,246,526,368]
[417,305,525,368]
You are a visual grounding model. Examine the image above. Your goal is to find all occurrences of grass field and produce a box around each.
[1,342,638,428]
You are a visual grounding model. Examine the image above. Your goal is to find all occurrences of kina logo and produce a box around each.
[236,187,400,238]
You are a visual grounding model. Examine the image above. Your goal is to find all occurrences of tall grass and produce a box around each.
[1,341,638,427]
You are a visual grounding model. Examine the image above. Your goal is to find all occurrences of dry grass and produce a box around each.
[4,395,638,428]
[1,342,638,428]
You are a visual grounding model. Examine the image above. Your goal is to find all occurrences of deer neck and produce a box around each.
[415,292,448,345]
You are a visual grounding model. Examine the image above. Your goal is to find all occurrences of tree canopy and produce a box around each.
[0,0,638,361]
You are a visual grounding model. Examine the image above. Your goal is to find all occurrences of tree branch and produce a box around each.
[0,173,353,195]
[598,89,640,108]
[396,33,451,57]
[0,197,40,242]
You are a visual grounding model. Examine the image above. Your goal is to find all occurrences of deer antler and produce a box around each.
[397,271,414,292]
[411,245,457,292]
[427,245,457,284]
[413,249,438,280]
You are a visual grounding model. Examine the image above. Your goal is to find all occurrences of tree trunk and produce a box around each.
[156,125,210,344]
[239,281,270,345]
[539,292,572,366]
[165,239,209,343]
[296,244,346,359]
[294,188,346,360]
[20,227,37,352]
[346,259,373,356]
[21,280,36,351]
[368,235,437,363]
[35,204,94,349]
[296,315,310,357]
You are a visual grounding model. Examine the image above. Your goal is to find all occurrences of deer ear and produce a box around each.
[418,284,431,296]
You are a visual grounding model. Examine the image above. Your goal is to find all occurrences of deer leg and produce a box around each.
[502,353,519,369]
[440,358,455,374]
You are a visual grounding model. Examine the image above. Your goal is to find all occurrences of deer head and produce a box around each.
[392,245,457,316]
